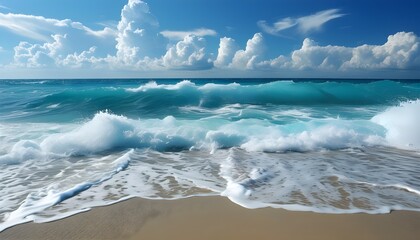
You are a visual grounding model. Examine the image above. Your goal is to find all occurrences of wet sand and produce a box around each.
[1,196,420,240]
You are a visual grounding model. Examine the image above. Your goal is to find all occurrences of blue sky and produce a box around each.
[0,0,419,78]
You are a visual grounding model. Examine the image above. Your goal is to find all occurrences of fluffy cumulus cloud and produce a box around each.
[288,38,353,70]
[283,31,420,71]
[230,33,265,69]
[13,34,65,67]
[162,35,212,70]
[110,0,215,70]
[258,9,345,36]
[60,47,98,68]
[111,0,214,70]
[214,37,239,68]
[213,34,268,70]
[114,0,165,66]
[11,33,111,69]
[217,31,420,74]
[11,34,102,69]
[342,32,420,70]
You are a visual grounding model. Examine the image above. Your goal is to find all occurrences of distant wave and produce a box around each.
[2,79,419,122]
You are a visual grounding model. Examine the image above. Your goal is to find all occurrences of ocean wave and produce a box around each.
[3,80,420,122]
[127,80,419,106]
[2,99,419,164]
[372,99,420,150]
[0,112,377,162]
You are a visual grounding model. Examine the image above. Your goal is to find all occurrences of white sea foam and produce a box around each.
[218,148,420,213]
[0,150,133,232]
[1,146,420,232]
[127,80,196,92]
[372,99,420,150]
[40,112,139,155]
[0,109,410,163]
[127,80,243,93]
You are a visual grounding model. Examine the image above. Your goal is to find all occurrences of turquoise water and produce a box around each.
[1,79,420,231]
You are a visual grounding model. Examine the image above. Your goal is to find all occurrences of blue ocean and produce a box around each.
[1,79,420,230]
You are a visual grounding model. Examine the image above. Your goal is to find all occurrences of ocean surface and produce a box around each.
[1,79,420,231]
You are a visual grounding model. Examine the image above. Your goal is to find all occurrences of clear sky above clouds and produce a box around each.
[0,0,419,79]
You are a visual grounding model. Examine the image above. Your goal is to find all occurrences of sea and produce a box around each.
[1,78,420,231]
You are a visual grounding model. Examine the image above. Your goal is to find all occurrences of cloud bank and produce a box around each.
[263,31,420,71]
[0,1,419,78]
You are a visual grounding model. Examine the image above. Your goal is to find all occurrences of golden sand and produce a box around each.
[1,196,420,240]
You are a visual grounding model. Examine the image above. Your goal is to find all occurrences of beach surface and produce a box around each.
[1,196,420,240]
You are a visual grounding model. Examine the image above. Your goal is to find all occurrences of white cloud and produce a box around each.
[258,9,344,36]
[13,34,65,67]
[0,13,63,42]
[261,32,420,71]
[257,18,296,36]
[214,37,239,68]
[0,13,115,42]
[110,0,215,71]
[10,27,112,69]
[230,33,264,69]
[60,47,97,68]
[1,0,168,70]
[0,1,227,73]
[114,0,165,65]
[342,32,420,70]
[1,0,418,78]
[160,28,217,40]
[0,5,9,10]
[1,0,217,72]
[162,35,212,70]
[258,55,288,70]
[0,12,117,69]
[288,38,352,70]
[70,22,115,38]
[297,9,345,33]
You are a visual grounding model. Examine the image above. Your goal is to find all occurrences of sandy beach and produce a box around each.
[1,196,420,240]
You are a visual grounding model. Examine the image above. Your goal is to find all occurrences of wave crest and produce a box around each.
[372,99,420,150]
[3,107,412,164]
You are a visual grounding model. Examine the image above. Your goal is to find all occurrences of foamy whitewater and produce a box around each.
[1,79,420,231]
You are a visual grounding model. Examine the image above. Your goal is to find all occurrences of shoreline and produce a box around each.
[1,196,420,240]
